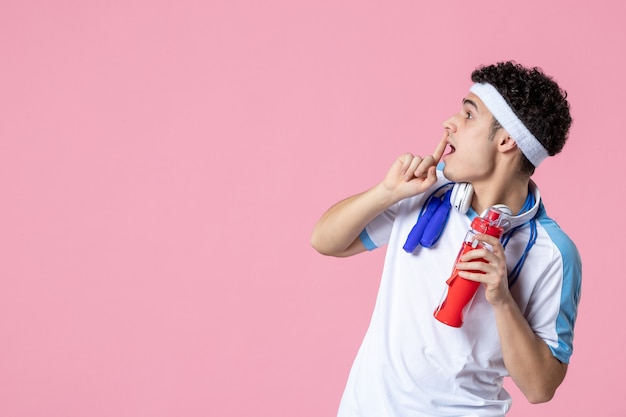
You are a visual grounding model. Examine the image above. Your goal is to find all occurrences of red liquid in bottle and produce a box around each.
[433,208,505,327]
[434,242,487,327]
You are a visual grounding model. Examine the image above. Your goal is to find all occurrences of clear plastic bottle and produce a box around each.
[433,207,506,327]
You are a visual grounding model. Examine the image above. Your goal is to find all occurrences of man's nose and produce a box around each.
[442,116,457,133]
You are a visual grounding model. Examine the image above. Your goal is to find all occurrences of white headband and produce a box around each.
[469,83,549,167]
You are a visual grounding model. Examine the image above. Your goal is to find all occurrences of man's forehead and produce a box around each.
[463,92,492,116]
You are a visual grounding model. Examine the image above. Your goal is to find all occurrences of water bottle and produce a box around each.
[433,207,507,327]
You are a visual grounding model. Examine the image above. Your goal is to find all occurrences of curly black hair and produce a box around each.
[471,61,572,175]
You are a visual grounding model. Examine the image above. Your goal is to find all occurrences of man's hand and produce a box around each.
[455,233,512,306]
[381,132,448,202]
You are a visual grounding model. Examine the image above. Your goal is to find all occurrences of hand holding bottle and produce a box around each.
[434,207,507,327]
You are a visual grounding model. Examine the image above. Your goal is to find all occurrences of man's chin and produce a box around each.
[442,167,471,185]
[442,165,458,181]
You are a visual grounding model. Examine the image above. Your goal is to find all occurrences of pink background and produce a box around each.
[1,1,624,416]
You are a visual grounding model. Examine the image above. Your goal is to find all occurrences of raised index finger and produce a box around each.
[431,131,449,163]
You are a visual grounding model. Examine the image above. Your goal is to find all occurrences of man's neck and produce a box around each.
[470,175,530,216]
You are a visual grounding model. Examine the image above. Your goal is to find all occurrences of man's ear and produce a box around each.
[498,133,518,153]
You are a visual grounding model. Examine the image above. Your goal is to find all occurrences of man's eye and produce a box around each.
[465,112,473,119]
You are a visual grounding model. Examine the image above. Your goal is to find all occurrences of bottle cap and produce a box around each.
[485,208,502,222]
[471,212,504,238]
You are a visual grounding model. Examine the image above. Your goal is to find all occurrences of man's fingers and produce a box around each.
[414,155,435,177]
[403,155,423,180]
[432,131,449,163]
[398,132,448,180]
[398,153,415,175]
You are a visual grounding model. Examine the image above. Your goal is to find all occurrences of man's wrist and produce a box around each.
[491,294,521,319]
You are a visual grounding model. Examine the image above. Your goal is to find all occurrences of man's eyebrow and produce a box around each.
[462,98,479,111]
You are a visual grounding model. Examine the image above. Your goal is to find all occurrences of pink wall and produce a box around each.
[1,1,624,416]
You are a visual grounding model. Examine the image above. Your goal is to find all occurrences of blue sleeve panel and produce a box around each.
[359,229,378,251]
[537,206,583,364]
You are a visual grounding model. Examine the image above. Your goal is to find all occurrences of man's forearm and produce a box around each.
[494,298,567,404]
[310,183,397,257]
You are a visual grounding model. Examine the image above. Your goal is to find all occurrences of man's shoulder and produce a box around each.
[535,203,581,264]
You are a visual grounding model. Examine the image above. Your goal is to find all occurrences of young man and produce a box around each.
[311,61,582,416]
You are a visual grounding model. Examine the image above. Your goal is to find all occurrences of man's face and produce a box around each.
[441,92,500,184]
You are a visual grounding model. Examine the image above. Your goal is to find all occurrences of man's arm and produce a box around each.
[309,184,398,257]
[310,133,449,258]
[492,297,567,403]
[456,234,567,403]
